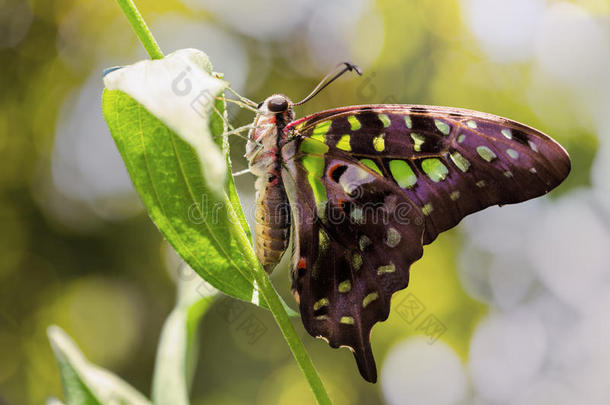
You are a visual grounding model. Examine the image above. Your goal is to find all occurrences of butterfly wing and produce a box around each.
[281,137,425,382]
[282,104,570,382]
[287,104,571,243]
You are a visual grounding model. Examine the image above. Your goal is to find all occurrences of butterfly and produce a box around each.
[243,63,570,383]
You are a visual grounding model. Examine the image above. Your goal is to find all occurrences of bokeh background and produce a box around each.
[1,0,609,404]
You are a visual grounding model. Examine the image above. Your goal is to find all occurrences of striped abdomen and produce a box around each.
[254,174,290,272]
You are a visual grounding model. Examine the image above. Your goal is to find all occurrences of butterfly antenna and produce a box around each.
[293,61,362,106]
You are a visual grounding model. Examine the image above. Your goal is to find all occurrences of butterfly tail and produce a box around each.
[353,341,377,383]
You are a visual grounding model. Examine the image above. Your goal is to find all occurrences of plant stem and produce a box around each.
[225,197,333,405]
[115,0,164,59]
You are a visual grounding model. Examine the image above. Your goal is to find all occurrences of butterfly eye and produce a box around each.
[267,96,289,113]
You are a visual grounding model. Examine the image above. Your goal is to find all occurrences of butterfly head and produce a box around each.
[259,94,289,113]
[245,94,295,167]
[255,94,295,124]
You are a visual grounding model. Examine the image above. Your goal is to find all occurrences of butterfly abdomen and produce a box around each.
[254,173,291,272]
[247,99,295,273]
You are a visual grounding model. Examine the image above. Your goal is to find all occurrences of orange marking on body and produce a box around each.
[298,257,307,269]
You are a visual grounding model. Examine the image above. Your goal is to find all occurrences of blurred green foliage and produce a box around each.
[0,0,601,404]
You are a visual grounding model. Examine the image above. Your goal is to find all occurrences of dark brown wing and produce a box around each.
[280,104,570,382]
[281,137,425,382]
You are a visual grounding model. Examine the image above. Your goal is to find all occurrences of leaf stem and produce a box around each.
[224,197,333,405]
[115,0,164,60]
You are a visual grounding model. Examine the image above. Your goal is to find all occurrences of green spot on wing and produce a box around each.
[348,115,361,131]
[362,292,379,308]
[389,159,417,188]
[421,158,449,182]
[449,151,471,172]
[359,235,372,251]
[318,229,330,251]
[379,114,391,128]
[385,227,401,247]
[314,298,329,310]
[338,280,351,293]
[410,133,425,151]
[312,121,331,136]
[373,133,385,152]
[340,316,355,325]
[360,159,383,175]
[302,154,325,177]
[507,148,519,159]
[311,134,325,143]
[377,263,396,274]
[304,164,327,216]
[422,203,433,215]
[336,134,351,151]
[435,119,450,135]
[301,138,329,155]
[404,115,412,129]
[308,174,327,205]
[352,253,363,270]
[476,145,496,162]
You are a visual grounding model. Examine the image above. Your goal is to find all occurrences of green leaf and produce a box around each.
[102,50,255,301]
[47,326,152,405]
[152,263,217,405]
